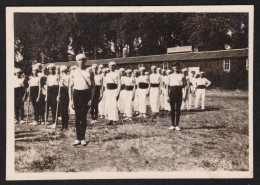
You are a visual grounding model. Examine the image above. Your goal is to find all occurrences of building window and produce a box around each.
[138,63,144,69]
[223,59,231,72]
[246,59,249,71]
[163,62,168,70]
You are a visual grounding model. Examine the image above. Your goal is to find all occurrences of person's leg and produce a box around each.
[175,90,183,127]
[20,101,25,121]
[169,90,176,127]
[201,89,206,109]
[194,89,200,108]
[73,90,81,141]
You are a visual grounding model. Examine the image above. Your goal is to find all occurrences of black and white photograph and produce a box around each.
[6,6,253,180]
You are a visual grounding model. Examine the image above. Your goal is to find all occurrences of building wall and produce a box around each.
[115,57,248,90]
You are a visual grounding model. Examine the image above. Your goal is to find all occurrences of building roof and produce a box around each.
[45,48,248,67]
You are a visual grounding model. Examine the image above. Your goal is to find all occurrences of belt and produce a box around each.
[197,85,206,89]
[125,86,134,91]
[121,84,125,90]
[107,83,118,90]
[139,83,149,89]
[151,83,160,88]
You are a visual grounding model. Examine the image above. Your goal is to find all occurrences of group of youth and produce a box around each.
[14,54,211,146]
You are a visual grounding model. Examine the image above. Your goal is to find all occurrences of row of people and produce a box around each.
[14,53,211,145]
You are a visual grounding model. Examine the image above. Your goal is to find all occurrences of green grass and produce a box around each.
[15,89,249,172]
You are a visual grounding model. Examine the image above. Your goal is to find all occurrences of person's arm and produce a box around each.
[116,73,121,101]
[205,79,211,87]
[69,74,74,108]
[99,76,103,102]
[182,75,188,101]
[89,69,96,106]
[36,77,41,102]
[147,75,151,97]
[132,78,136,101]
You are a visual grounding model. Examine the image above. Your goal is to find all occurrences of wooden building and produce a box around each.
[49,48,248,90]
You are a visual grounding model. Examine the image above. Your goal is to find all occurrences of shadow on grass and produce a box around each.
[182,125,226,130]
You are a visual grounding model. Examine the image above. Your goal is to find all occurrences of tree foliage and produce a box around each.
[14,13,248,72]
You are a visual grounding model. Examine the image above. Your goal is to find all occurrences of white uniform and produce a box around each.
[181,76,190,110]
[137,75,149,114]
[160,76,165,110]
[98,74,106,117]
[124,76,135,118]
[105,71,119,121]
[133,77,139,113]
[118,76,126,114]
[194,77,211,109]
[149,73,161,113]
[163,75,171,111]
[188,76,196,108]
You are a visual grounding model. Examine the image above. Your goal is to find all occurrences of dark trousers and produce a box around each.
[73,89,91,141]
[60,87,69,129]
[15,87,24,121]
[169,86,183,126]
[47,86,59,123]
[91,86,101,120]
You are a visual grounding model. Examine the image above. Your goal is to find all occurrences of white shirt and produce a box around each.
[71,67,92,90]
[94,74,103,86]
[29,76,40,87]
[105,71,119,84]
[169,73,184,86]
[47,74,59,86]
[137,75,149,84]
[124,76,135,86]
[195,78,211,86]
[14,76,25,88]
[149,73,161,84]
[59,74,70,87]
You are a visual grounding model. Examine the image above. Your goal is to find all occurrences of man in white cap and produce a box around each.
[137,67,150,118]
[194,72,211,110]
[14,68,27,124]
[90,64,103,124]
[105,61,121,125]
[167,63,187,131]
[123,69,136,121]
[149,65,162,116]
[69,54,96,146]
[57,65,70,131]
[45,64,59,125]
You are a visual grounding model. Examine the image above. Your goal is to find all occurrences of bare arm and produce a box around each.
[69,74,74,103]
[90,69,96,102]
[116,73,121,100]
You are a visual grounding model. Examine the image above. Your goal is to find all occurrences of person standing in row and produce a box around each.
[45,64,59,125]
[188,71,196,109]
[28,66,42,125]
[98,68,107,119]
[118,68,126,116]
[105,61,121,125]
[181,69,190,111]
[69,54,96,146]
[164,70,171,113]
[167,63,187,131]
[91,64,103,124]
[123,69,136,121]
[149,66,162,116]
[194,72,211,110]
[14,68,27,124]
[137,67,150,118]
[57,65,70,131]
[132,69,139,116]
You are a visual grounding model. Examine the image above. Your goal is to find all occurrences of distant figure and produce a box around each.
[14,68,26,124]
[194,72,211,110]
[181,69,190,110]
[167,63,187,131]
[188,71,196,109]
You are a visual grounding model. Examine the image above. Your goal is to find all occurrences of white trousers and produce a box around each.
[105,89,119,121]
[149,87,160,113]
[163,88,171,111]
[195,89,206,109]
[188,86,195,108]
[133,89,139,112]
[138,88,148,114]
[124,90,134,117]
[98,90,106,116]
[160,89,164,110]
[118,90,126,113]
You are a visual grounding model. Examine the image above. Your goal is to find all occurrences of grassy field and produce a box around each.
[14,89,249,172]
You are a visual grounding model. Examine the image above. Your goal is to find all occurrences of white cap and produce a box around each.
[166,70,171,74]
[126,69,132,73]
[145,72,149,75]
[60,65,68,72]
[92,64,98,69]
[101,68,107,73]
[98,64,104,68]
[139,67,145,71]
[200,71,204,74]
[157,67,161,71]
[75,53,87,61]
[47,64,56,69]
[32,66,40,71]
[151,66,156,70]
[109,61,116,67]
[15,68,22,73]
[161,69,166,72]
[119,68,125,72]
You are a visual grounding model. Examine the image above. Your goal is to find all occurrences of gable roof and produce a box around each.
[45,48,248,67]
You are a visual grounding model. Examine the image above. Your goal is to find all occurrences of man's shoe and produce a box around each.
[168,126,175,130]
[143,114,147,118]
[91,120,95,124]
[123,117,129,121]
[81,140,87,146]
[175,126,181,131]
[20,120,25,124]
[94,120,98,123]
[73,140,81,146]
[137,114,142,118]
